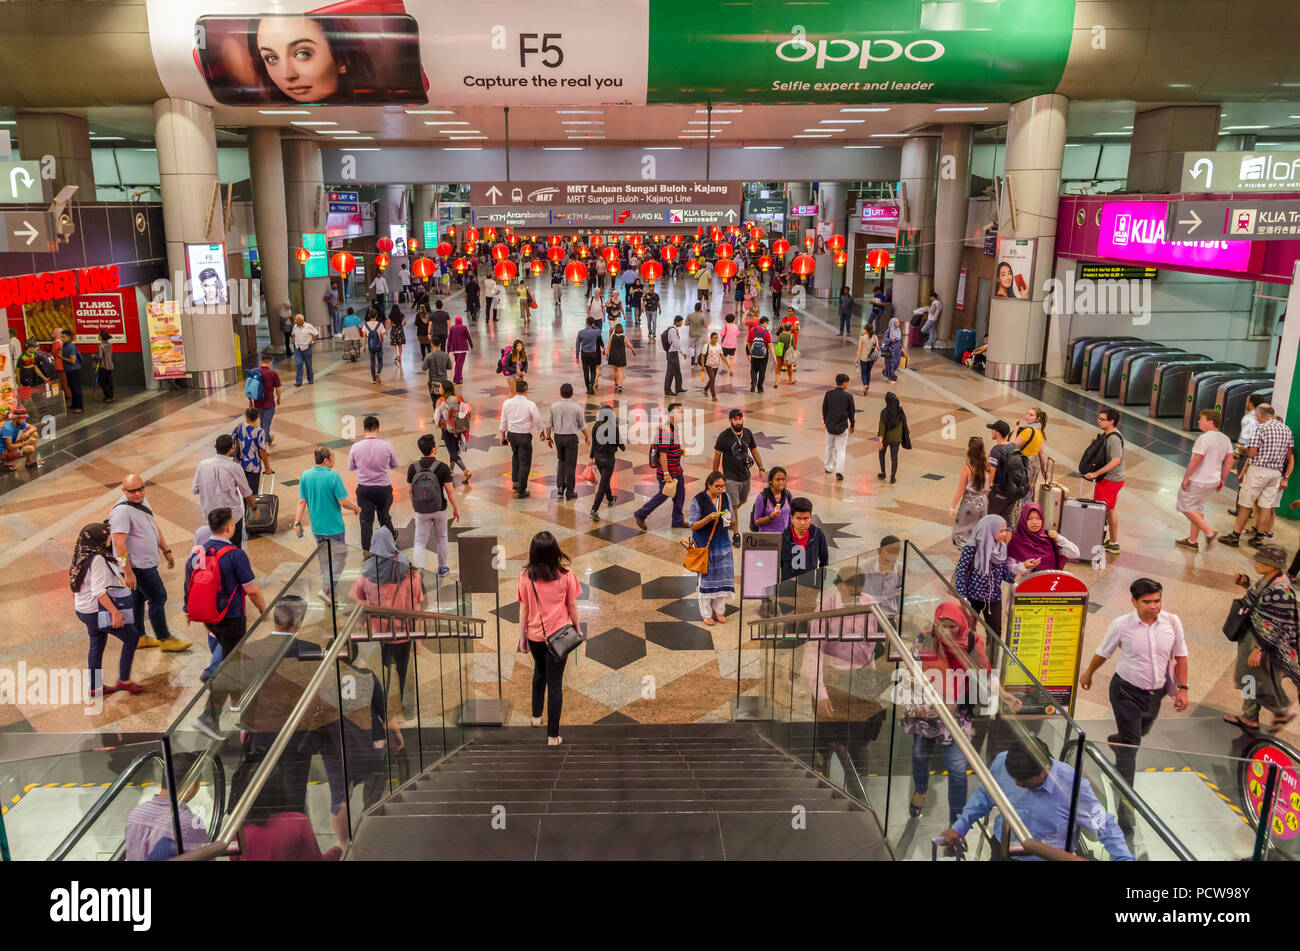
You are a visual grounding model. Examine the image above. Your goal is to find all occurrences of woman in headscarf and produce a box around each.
[71,521,143,696]
[953,515,1039,636]
[882,316,903,383]
[876,391,909,484]
[348,526,424,726]
[447,314,473,385]
[1227,544,1300,731]
[1006,502,1079,571]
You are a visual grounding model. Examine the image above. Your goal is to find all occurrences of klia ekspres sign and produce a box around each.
[1096,201,1255,273]
[146,0,1075,107]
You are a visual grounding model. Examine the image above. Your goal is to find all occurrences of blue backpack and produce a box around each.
[367,323,383,353]
[243,368,264,401]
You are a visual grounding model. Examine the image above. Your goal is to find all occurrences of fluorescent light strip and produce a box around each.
[555,110,603,115]
[292,121,337,126]
[1223,125,1269,130]
[869,133,907,137]
[936,106,988,112]
[345,148,381,151]
[450,136,487,140]
[317,129,358,134]
[688,120,731,125]
[843,145,882,149]
[334,136,374,140]
[567,136,606,140]
[0,121,15,126]
[443,147,482,151]
[807,128,845,132]
[793,134,832,138]
[841,107,889,113]
[696,108,744,114]
[743,145,783,150]
[645,146,684,150]
[425,121,469,126]
[90,136,125,141]
[405,109,454,115]
[543,147,582,150]
[445,130,482,134]
[824,119,865,124]
[1092,131,1128,136]
[258,109,311,115]
[561,120,604,125]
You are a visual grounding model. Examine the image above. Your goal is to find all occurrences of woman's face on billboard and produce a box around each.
[256,16,342,102]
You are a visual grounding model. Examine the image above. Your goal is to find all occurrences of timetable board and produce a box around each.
[1004,571,1089,717]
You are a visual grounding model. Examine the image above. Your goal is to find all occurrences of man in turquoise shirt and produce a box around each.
[293,445,360,603]
[940,738,1134,860]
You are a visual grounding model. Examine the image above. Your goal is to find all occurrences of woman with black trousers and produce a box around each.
[876,391,910,484]
[589,404,625,521]
[516,532,581,746]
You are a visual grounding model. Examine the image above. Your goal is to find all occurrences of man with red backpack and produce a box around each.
[185,507,267,738]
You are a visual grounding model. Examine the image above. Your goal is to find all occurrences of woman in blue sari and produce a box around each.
[689,470,735,625]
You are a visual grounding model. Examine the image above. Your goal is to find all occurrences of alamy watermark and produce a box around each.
[1042,273,1152,326]
[0,662,104,715]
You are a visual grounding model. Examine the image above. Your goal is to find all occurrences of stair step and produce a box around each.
[380,799,860,816]
[397,786,842,803]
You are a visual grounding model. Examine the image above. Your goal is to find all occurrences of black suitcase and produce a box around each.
[245,473,280,536]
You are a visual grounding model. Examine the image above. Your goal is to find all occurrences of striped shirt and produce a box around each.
[1250,418,1294,472]
[652,424,684,477]
[124,795,208,861]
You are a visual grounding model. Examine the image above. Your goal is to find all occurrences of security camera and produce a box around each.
[129,187,151,201]
[47,184,78,219]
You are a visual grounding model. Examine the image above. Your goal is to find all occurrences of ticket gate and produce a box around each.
[1100,344,1169,399]
[1066,336,1137,384]
[1151,361,1242,417]
[1219,384,1274,442]
[1119,351,1200,405]
[1083,339,1144,391]
[1183,371,1272,430]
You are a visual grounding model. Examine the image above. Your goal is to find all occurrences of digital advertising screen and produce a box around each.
[303,232,328,278]
[186,243,229,306]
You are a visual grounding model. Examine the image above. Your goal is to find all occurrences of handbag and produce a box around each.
[98,583,135,629]
[786,347,800,364]
[581,463,597,484]
[683,506,722,574]
[1223,598,1252,643]
[528,578,585,661]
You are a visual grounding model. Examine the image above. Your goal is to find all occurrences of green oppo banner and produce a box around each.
[647,0,1075,104]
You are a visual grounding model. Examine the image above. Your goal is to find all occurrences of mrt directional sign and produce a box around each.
[1167,199,1300,242]
[0,161,45,203]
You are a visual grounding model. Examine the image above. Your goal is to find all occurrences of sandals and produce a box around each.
[1223,714,1260,730]
[702,617,717,626]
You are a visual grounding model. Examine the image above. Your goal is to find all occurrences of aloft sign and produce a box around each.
[1181,151,1300,193]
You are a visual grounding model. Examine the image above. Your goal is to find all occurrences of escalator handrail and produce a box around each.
[1082,741,1195,861]
[46,748,164,862]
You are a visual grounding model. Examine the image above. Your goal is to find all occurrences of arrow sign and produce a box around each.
[484,185,502,205]
[725,208,737,221]
[0,210,53,251]
[1177,209,1202,234]
[12,218,37,246]
[0,160,43,203]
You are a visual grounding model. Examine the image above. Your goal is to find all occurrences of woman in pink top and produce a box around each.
[720,314,740,377]
[516,531,581,745]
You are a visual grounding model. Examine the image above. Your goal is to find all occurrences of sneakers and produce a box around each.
[113,680,145,695]
[1220,532,1242,547]
[159,637,192,652]
[437,567,451,577]
[732,533,741,548]
[193,712,223,741]
[1248,532,1274,548]
[825,467,833,474]
[1103,541,1121,553]
[136,635,162,649]
[590,510,601,522]
[1174,538,1199,551]
[836,473,844,482]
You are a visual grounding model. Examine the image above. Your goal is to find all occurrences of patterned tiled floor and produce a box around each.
[2,271,1296,748]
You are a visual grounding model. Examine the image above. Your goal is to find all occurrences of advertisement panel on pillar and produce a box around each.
[388,225,409,256]
[302,232,329,278]
[993,237,1035,300]
[186,244,229,306]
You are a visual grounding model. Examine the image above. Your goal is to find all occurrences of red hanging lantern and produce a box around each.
[715,242,734,259]
[330,251,356,275]
[375,252,391,270]
[491,243,510,261]
[494,259,517,283]
[686,259,700,275]
[804,235,815,250]
[411,256,435,280]
[714,258,738,281]
[696,226,704,237]
[408,238,419,252]
[640,260,663,282]
[578,245,589,258]
[790,253,816,276]
[521,243,533,257]
[771,238,791,256]
[672,234,683,245]
[746,240,760,254]
[548,235,562,246]
[546,245,566,263]
[690,243,703,256]
[296,247,311,264]
[757,255,773,272]
[447,225,456,237]
[600,245,619,264]
[591,235,603,248]
[866,249,892,271]
[750,226,764,241]
[435,240,453,258]
[507,232,519,245]
[630,235,643,246]
[659,245,679,263]
[465,228,479,243]
[484,227,498,241]
[608,260,621,276]
[376,236,394,253]
[530,259,545,275]
[452,257,468,273]
[827,234,846,252]
[833,250,848,266]
[564,260,588,284]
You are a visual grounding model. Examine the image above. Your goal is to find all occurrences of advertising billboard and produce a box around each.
[302,232,328,278]
[185,243,229,306]
[1096,201,1255,273]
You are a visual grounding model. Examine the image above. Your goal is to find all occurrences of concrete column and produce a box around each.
[14,112,95,197]
[413,184,438,252]
[283,138,329,335]
[933,125,972,345]
[813,183,849,298]
[249,127,290,353]
[1127,105,1221,194]
[986,94,1068,382]
[374,184,408,290]
[153,98,236,389]
[892,136,938,321]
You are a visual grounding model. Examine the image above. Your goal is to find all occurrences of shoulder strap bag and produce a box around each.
[529,576,586,662]
[683,498,723,574]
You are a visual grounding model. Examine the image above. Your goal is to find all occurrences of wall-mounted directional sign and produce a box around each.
[1167,199,1300,243]
[470,204,740,228]
[327,190,360,214]
[0,161,46,204]
[1181,151,1300,194]
[0,210,55,253]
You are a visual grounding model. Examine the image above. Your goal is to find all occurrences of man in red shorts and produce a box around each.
[1082,407,1125,554]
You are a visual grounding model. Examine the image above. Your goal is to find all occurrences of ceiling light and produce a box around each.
[292,120,337,126]
[744,146,783,150]
[1167,83,1195,89]
[258,109,311,115]
[1223,125,1268,130]
[936,106,988,112]
[688,120,732,125]
[696,108,744,114]
[425,121,469,126]
[841,107,890,113]
[0,120,14,126]
[445,130,483,134]
[450,136,487,140]
[344,148,382,151]
[807,128,845,132]
[869,133,908,137]
[555,110,603,115]
[334,136,375,140]
[1092,131,1128,136]
[90,136,125,141]
[543,147,582,150]
[561,120,605,125]
[405,109,454,115]
[1064,144,1083,147]
[442,147,482,151]
[793,134,832,138]
[645,147,684,150]
[317,129,358,134]
[824,119,865,124]
[843,145,882,149]
[567,135,606,140]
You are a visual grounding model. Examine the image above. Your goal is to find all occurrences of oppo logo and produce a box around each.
[775,33,945,70]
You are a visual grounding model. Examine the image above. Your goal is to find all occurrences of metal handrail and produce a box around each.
[174,604,364,860]
[746,603,876,630]
[1082,742,1195,861]
[47,748,163,861]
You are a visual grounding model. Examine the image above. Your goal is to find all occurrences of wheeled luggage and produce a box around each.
[245,473,279,536]
[1058,496,1107,562]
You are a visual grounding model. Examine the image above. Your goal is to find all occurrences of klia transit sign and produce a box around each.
[146,0,1075,106]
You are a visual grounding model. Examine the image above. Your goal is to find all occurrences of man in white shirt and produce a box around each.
[482,275,499,322]
[1175,408,1235,549]
[498,380,543,498]
[664,315,685,396]
[192,434,254,547]
[1079,577,1188,792]
[920,291,942,349]
[1230,395,1263,519]
[290,314,320,387]
[369,272,389,310]
[398,263,412,302]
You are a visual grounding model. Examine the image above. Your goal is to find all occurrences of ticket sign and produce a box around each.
[1240,739,1300,848]
[1004,571,1088,716]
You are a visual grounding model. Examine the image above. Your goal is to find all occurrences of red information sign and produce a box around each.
[73,293,126,344]
[1241,739,1300,842]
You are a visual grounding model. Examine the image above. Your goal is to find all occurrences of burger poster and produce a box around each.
[146,301,187,380]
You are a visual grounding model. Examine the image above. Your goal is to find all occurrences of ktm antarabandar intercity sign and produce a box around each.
[145,0,1074,106]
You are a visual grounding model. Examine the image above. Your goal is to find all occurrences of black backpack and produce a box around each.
[410,460,446,514]
[661,327,673,353]
[1079,430,1123,478]
[994,448,1030,500]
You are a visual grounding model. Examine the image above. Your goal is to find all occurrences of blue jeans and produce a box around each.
[921,318,938,348]
[203,632,223,679]
[839,310,852,334]
[858,360,875,387]
[258,405,275,435]
[295,347,314,384]
[369,348,383,379]
[77,609,139,691]
[634,474,687,527]
[329,306,341,335]
[131,564,172,641]
[911,733,969,824]
[314,533,347,594]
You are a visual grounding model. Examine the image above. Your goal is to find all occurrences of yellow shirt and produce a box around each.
[1018,425,1044,458]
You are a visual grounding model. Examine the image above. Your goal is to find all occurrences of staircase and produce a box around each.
[346,724,891,861]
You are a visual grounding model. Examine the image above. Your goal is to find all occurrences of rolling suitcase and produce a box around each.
[908,323,925,348]
[245,473,279,537]
[1035,460,1068,533]
[954,328,976,361]
[1058,496,1107,562]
